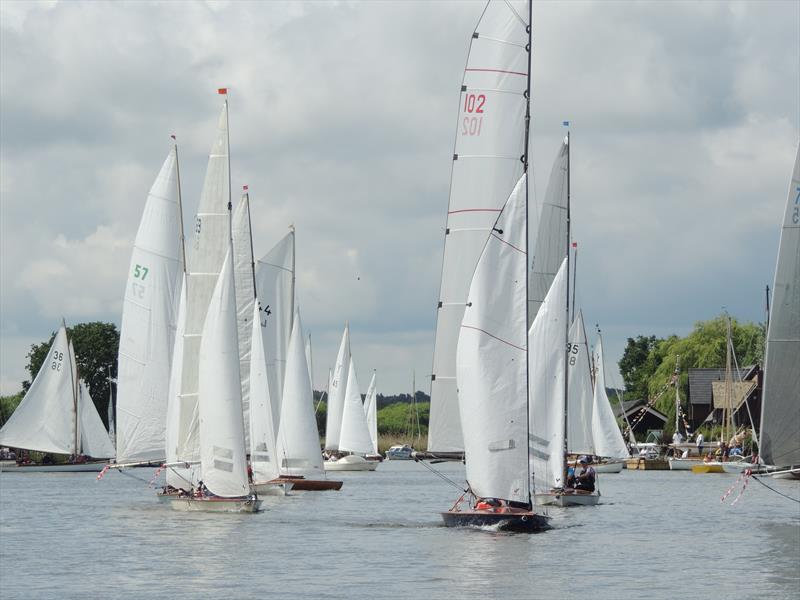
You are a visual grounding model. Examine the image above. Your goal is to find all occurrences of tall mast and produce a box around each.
[63,319,79,457]
[571,242,577,323]
[244,187,257,300]
[562,128,571,482]
[172,136,188,276]
[674,355,681,435]
[290,225,296,327]
[523,0,533,508]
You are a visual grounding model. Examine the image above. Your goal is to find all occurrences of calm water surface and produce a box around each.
[1,461,798,599]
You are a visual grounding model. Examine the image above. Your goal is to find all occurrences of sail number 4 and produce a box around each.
[462,93,486,137]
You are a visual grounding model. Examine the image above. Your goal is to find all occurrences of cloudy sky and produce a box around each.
[1,0,798,396]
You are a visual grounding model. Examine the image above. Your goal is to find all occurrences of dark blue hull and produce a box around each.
[441,510,550,533]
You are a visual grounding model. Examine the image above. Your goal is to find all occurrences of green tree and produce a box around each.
[24,322,119,427]
[0,393,23,427]
[619,335,661,400]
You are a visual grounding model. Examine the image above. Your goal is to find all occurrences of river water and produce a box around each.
[1,461,798,599]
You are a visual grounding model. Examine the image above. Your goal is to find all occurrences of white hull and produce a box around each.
[593,461,624,473]
[721,462,759,474]
[323,455,378,471]
[169,496,263,513]
[0,461,108,473]
[770,468,800,480]
[668,458,705,471]
[535,491,600,507]
[252,481,293,495]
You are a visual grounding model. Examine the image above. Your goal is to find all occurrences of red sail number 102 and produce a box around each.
[462,93,486,137]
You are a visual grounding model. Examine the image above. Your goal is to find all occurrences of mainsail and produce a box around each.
[338,359,373,456]
[78,381,116,459]
[197,248,249,498]
[566,311,594,456]
[364,372,378,456]
[456,174,529,503]
[248,301,279,483]
[325,325,351,451]
[760,143,800,468]
[529,258,569,494]
[592,335,630,460]
[254,231,295,433]
[115,148,183,464]
[428,0,529,453]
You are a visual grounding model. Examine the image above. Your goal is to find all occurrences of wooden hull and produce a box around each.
[535,490,600,507]
[271,476,343,491]
[691,464,726,474]
[0,461,108,473]
[169,495,263,513]
[441,509,550,533]
[324,456,378,471]
[625,458,670,470]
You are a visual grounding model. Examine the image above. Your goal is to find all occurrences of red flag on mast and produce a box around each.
[218,88,228,95]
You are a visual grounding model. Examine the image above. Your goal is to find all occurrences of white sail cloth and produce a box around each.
[529,138,569,325]
[529,258,569,494]
[325,325,351,451]
[760,143,800,468]
[0,324,77,455]
[429,0,530,453]
[78,381,116,459]
[457,175,529,503]
[338,359,373,456]
[115,149,183,463]
[275,308,325,477]
[248,302,280,483]
[175,103,230,469]
[197,249,249,498]
[566,312,595,456]
[592,336,630,460]
[232,193,256,446]
[254,231,295,434]
[364,372,378,455]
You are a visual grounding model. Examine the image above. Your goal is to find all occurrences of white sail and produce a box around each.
[456,175,529,503]
[197,248,249,498]
[592,335,630,460]
[116,148,183,464]
[0,324,76,455]
[429,0,529,453]
[248,302,279,483]
[338,359,373,456]
[529,139,569,325]
[760,143,800,468]
[275,308,324,476]
[364,372,378,455]
[165,275,193,490]
[107,385,115,448]
[305,333,314,393]
[68,340,80,454]
[232,192,256,446]
[176,103,230,467]
[254,231,295,433]
[78,381,116,459]
[325,325,351,451]
[566,312,594,456]
[529,258,569,494]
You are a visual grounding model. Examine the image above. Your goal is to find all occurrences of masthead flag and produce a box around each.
[218,88,228,95]
[562,120,570,127]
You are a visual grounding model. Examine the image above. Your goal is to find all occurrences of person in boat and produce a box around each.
[730,444,743,457]
[566,464,576,489]
[703,452,714,463]
[575,456,596,492]
[474,497,502,511]
[695,432,704,456]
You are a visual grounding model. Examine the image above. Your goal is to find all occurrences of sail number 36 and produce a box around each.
[462,93,486,137]
[51,349,63,371]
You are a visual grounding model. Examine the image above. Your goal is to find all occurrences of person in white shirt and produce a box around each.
[696,432,704,456]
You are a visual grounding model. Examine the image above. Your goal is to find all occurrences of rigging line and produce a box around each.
[750,474,800,504]
[503,0,527,28]
[414,456,466,491]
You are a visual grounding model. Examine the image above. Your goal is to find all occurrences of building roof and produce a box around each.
[687,366,759,405]
[613,399,668,422]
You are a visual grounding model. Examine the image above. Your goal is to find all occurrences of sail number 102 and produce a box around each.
[462,93,486,137]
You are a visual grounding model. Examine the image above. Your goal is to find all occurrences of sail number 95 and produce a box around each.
[461,93,486,137]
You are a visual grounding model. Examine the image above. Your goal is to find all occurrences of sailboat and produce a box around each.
[325,358,379,471]
[324,324,350,456]
[363,371,381,460]
[590,332,631,472]
[169,241,261,512]
[114,140,185,468]
[759,143,800,480]
[0,322,116,472]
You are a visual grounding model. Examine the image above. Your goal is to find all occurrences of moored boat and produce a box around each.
[324,454,378,472]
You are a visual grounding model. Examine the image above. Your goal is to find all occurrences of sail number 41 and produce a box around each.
[462,93,486,137]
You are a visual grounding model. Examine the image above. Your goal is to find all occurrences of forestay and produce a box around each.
[176,103,230,468]
[0,324,76,455]
[566,312,594,456]
[529,258,568,494]
[338,360,374,456]
[254,231,295,434]
[78,381,116,459]
[592,335,630,460]
[456,175,529,503]
[232,193,256,446]
[275,308,325,477]
[429,0,529,453]
[248,302,279,483]
[364,372,378,456]
[325,325,351,451]
[760,143,800,468]
[529,139,569,325]
[197,249,249,498]
[116,148,183,464]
